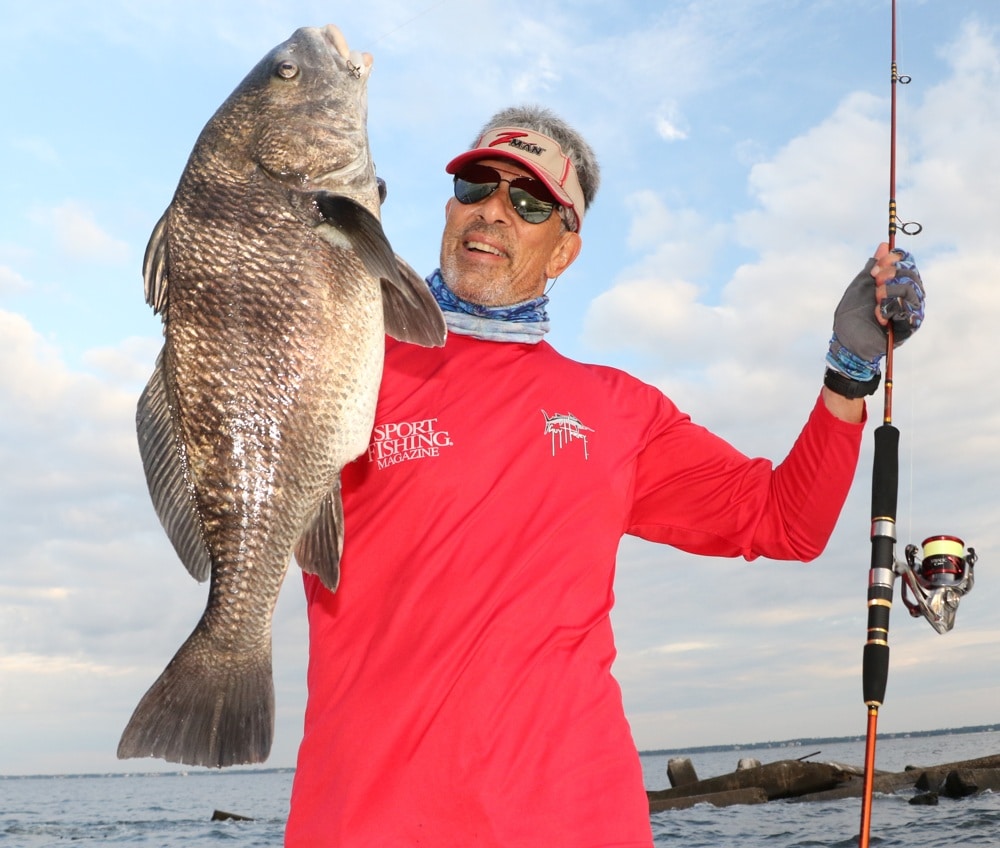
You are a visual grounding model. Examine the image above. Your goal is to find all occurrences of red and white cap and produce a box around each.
[445,127,585,231]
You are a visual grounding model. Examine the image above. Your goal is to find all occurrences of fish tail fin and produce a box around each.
[117,626,274,768]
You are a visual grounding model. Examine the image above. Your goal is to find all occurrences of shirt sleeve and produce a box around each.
[626,392,865,561]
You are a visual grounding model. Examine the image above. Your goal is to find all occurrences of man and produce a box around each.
[286,105,924,847]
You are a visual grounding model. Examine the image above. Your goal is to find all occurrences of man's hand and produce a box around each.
[872,244,924,338]
[827,242,925,383]
[821,243,925,422]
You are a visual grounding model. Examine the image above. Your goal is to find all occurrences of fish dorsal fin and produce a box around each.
[293,485,343,591]
[311,192,446,347]
[143,211,170,315]
[136,350,212,582]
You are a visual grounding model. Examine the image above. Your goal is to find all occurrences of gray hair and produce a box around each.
[473,105,601,212]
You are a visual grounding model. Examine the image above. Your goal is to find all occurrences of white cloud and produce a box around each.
[0,265,30,294]
[30,201,130,264]
[653,100,689,143]
[585,275,732,361]
[655,117,688,142]
[736,91,887,250]
[83,336,163,389]
[9,135,60,166]
[0,652,128,679]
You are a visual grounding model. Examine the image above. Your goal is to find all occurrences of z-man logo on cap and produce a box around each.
[489,131,546,157]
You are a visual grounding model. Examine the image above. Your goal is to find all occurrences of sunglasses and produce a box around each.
[452,163,561,225]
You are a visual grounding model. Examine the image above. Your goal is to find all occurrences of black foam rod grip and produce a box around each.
[871,425,899,521]
[863,643,890,706]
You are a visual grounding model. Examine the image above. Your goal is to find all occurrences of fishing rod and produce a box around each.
[857,4,976,846]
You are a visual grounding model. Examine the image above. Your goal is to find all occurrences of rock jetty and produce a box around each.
[647,752,1000,811]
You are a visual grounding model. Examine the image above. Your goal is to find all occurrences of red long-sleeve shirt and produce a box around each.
[286,333,863,847]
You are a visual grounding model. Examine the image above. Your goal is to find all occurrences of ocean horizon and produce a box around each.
[3,721,994,779]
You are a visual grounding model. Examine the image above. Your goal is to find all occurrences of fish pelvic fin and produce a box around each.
[137,350,212,582]
[293,484,343,591]
[117,625,274,768]
[310,192,446,347]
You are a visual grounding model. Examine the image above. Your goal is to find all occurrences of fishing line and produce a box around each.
[370,0,452,46]
[905,363,915,548]
[857,7,976,847]
[896,1,918,550]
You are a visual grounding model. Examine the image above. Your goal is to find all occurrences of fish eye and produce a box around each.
[275,60,299,80]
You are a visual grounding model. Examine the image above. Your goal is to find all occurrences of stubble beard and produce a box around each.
[439,242,516,307]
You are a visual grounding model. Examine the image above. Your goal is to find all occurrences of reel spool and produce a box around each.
[897,535,976,634]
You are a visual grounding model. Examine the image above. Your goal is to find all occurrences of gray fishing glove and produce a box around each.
[826,249,925,383]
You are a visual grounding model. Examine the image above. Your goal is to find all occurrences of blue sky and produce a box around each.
[2,0,998,776]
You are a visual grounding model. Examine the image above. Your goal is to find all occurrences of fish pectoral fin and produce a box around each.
[382,254,447,348]
[143,210,170,315]
[137,350,213,582]
[310,191,396,272]
[294,484,343,591]
[310,192,446,347]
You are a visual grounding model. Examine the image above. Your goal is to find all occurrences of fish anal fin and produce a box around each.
[294,485,343,591]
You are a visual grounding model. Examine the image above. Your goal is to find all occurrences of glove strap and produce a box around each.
[824,367,881,399]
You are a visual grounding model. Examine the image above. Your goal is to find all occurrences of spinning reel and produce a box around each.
[896,535,977,634]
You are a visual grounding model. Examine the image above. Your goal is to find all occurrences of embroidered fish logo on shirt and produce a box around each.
[541,411,594,459]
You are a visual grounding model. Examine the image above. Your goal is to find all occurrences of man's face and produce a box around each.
[439,158,581,306]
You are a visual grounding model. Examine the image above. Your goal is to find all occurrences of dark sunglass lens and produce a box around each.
[454,177,495,205]
[510,176,556,204]
[457,163,502,183]
[453,164,501,204]
[508,184,555,224]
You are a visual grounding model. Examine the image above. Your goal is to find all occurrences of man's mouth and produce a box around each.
[465,239,505,257]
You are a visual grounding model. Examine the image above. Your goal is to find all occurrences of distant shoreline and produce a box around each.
[4,725,996,780]
[638,722,998,757]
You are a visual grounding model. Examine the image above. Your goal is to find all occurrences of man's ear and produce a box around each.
[545,231,582,280]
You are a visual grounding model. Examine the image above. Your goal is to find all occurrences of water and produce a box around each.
[0,769,292,846]
[2,732,999,846]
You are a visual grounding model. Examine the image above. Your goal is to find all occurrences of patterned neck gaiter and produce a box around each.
[426,269,550,344]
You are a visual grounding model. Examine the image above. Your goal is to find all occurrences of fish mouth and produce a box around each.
[320,24,372,75]
[322,24,351,57]
[312,150,371,189]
